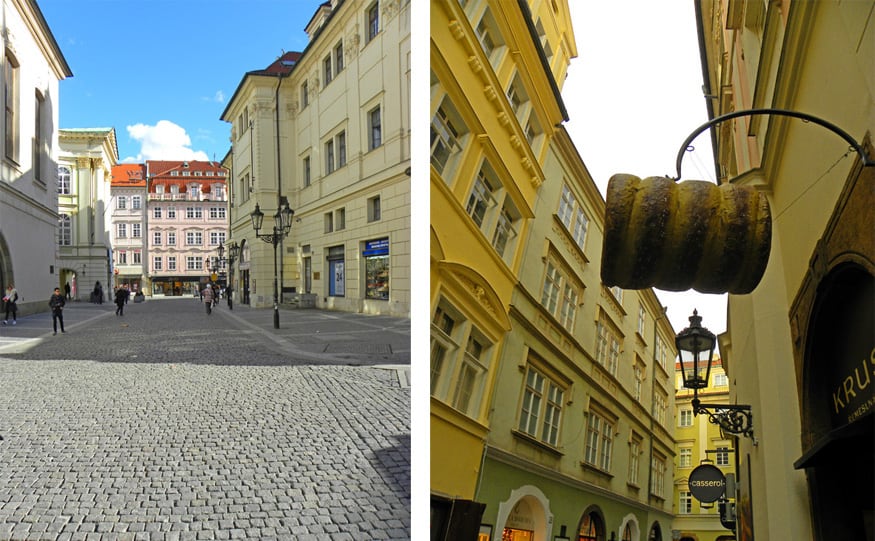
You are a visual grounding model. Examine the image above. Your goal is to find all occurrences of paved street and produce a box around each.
[0,297,410,540]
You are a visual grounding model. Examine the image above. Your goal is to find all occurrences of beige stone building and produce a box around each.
[221,0,410,317]
[697,1,874,540]
[0,0,71,314]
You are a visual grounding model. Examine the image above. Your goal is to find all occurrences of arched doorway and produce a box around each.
[577,506,606,541]
[495,486,552,541]
[647,522,662,541]
[797,263,874,541]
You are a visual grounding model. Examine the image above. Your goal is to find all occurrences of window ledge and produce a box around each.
[511,429,563,457]
[580,461,614,479]
[626,482,640,491]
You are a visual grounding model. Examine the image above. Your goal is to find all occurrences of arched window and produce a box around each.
[579,510,604,541]
[622,524,633,541]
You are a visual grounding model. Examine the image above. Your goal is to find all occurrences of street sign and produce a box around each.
[688,463,726,503]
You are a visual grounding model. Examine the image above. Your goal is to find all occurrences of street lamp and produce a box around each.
[676,310,755,440]
[250,201,294,329]
[216,241,239,309]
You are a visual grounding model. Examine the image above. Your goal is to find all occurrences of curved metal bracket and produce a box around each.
[692,397,755,440]
[671,108,875,181]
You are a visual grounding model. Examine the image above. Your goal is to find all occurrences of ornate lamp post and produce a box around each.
[250,202,294,329]
[677,310,755,439]
[216,241,239,309]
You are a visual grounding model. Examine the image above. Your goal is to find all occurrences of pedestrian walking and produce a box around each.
[92,281,103,304]
[64,281,71,300]
[114,286,129,316]
[202,284,214,315]
[49,287,66,334]
[2,283,18,325]
[225,284,233,310]
[212,284,220,307]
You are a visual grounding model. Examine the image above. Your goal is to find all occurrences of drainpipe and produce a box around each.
[648,307,668,505]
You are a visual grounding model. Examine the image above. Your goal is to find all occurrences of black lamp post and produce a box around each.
[216,241,239,310]
[250,201,294,329]
[677,310,755,439]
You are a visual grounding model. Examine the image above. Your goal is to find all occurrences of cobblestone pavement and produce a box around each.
[0,298,410,540]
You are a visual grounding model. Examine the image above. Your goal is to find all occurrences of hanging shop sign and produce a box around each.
[688,463,726,503]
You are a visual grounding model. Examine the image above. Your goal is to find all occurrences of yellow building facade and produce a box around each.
[430,0,576,536]
[673,360,737,541]
[697,1,874,540]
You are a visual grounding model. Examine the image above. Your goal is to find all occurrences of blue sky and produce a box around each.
[39,0,323,163]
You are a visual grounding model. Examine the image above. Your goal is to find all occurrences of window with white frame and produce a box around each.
[167,232,176,246]
[611,286,623,304]
[188,185,200,199]
[716,445,731,466]
[430,300,492,418]
[651,454,666,497]
[133,250,141,264]
[132,196,141,209]
[430,90,467,178]
[186,207,202,219]
[713,372,728,387]
[584,407,615,471]
[186,232,203,246]
[153,257,162,271]
[209,207,226,219]
[540,260,580,331]
[517,364,564,447]
[368,105,382,150]
[167,256,177,271]
[117,196,127,210]
[557,184,589,251]
[596,315,622,375]
[185,256,203,271]
[34,91,44,181]
[153,207,162,219]
[5,49,19,161]
[303,155,311,187]
[679,491,693,514]
[466,169,494,226]
[465,161,521,262]
[679,409,693,427]
[325,139,335,174]
[153,232,161,245]
[118,251,127,265]
[167,207,176,219]
[656,335,669,371]
[654,388,667,425]
[633,359,645,401]
[210,232,226,246]
[366,1,379,42]
[132,223,141,238]
[117,223,127,238]
[58,214,71,246]
[58,166,71,195]
[368,195,381,222]
[336,131,346,168]
[629,433,642,485]
[301,80,309,108]
[323,55,333,88]
[505,73,530,126]
[679,447,692,468]
[475,8,504,67]
[638,304,646,335]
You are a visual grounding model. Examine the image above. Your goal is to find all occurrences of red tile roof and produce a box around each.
[110,163,147,187]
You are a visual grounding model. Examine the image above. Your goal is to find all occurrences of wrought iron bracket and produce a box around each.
[671,108,875,181]
[254,231,283,246]
[692,397,755,441]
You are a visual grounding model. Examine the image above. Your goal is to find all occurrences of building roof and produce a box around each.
[110,163,146,187]
[145,160,227,193]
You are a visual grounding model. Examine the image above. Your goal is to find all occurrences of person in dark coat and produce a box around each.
[49,287,66,334]
[114,286,129,316]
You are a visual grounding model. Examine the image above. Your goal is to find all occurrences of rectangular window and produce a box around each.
[336,131,346,167]
[584,410,614,471]
[323,55,333,87]
[133,251,141,264]
[118,251,127,265]
[34,91,44,181]
[367,2,379,42]
[58,166,71,195]
[651,455,666,497]
[167,257,177,271]
[368,195,381,222]
[466,170,494,226]
[714,373,729,387]
[167,232,176,246]
[132,224,141,238]
[334,41,344,75]
[716,446,730,466]
[301,80,309,108]
[117,197,127,210]
[638,304,646,335]
[153,257,162,271]
[186,257,203,271]
[325,140,335,174]
[209,207,226,219]
[540,259,579,331]
[186,232,203,246]
[595,318,621,376]
[517,365,564,447]
[679,447,692,468]
[679,409,693,427]
[210,232,226,246]
[679,492,693,514]
[167,207,176,219]
[324,212,334,233]
[364,238,389,301]
[303,155,311,187]
[368,106,382,150]
[5,50,19,161]
[132,196,141,210]
[654,389,667,425]
[335,208,346,230]
[117,224,127,238]
[186,207,203,219]
[58,214,71,246]
[153,232,162,245]
[629,434,642,485]
[557,184,589,251]
[153,207,162,219]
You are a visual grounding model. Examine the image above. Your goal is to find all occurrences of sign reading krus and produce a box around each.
[688,464,726,503]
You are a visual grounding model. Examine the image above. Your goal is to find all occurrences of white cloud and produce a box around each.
[125,120,209,162]
[214,90,225,103]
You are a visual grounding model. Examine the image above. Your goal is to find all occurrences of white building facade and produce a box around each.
[222,0,411,317]
[0,0,71,313]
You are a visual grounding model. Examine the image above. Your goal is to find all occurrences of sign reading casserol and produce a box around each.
[688,464,726,503]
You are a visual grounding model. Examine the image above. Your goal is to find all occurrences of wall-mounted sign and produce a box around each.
[689,463,726,503]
